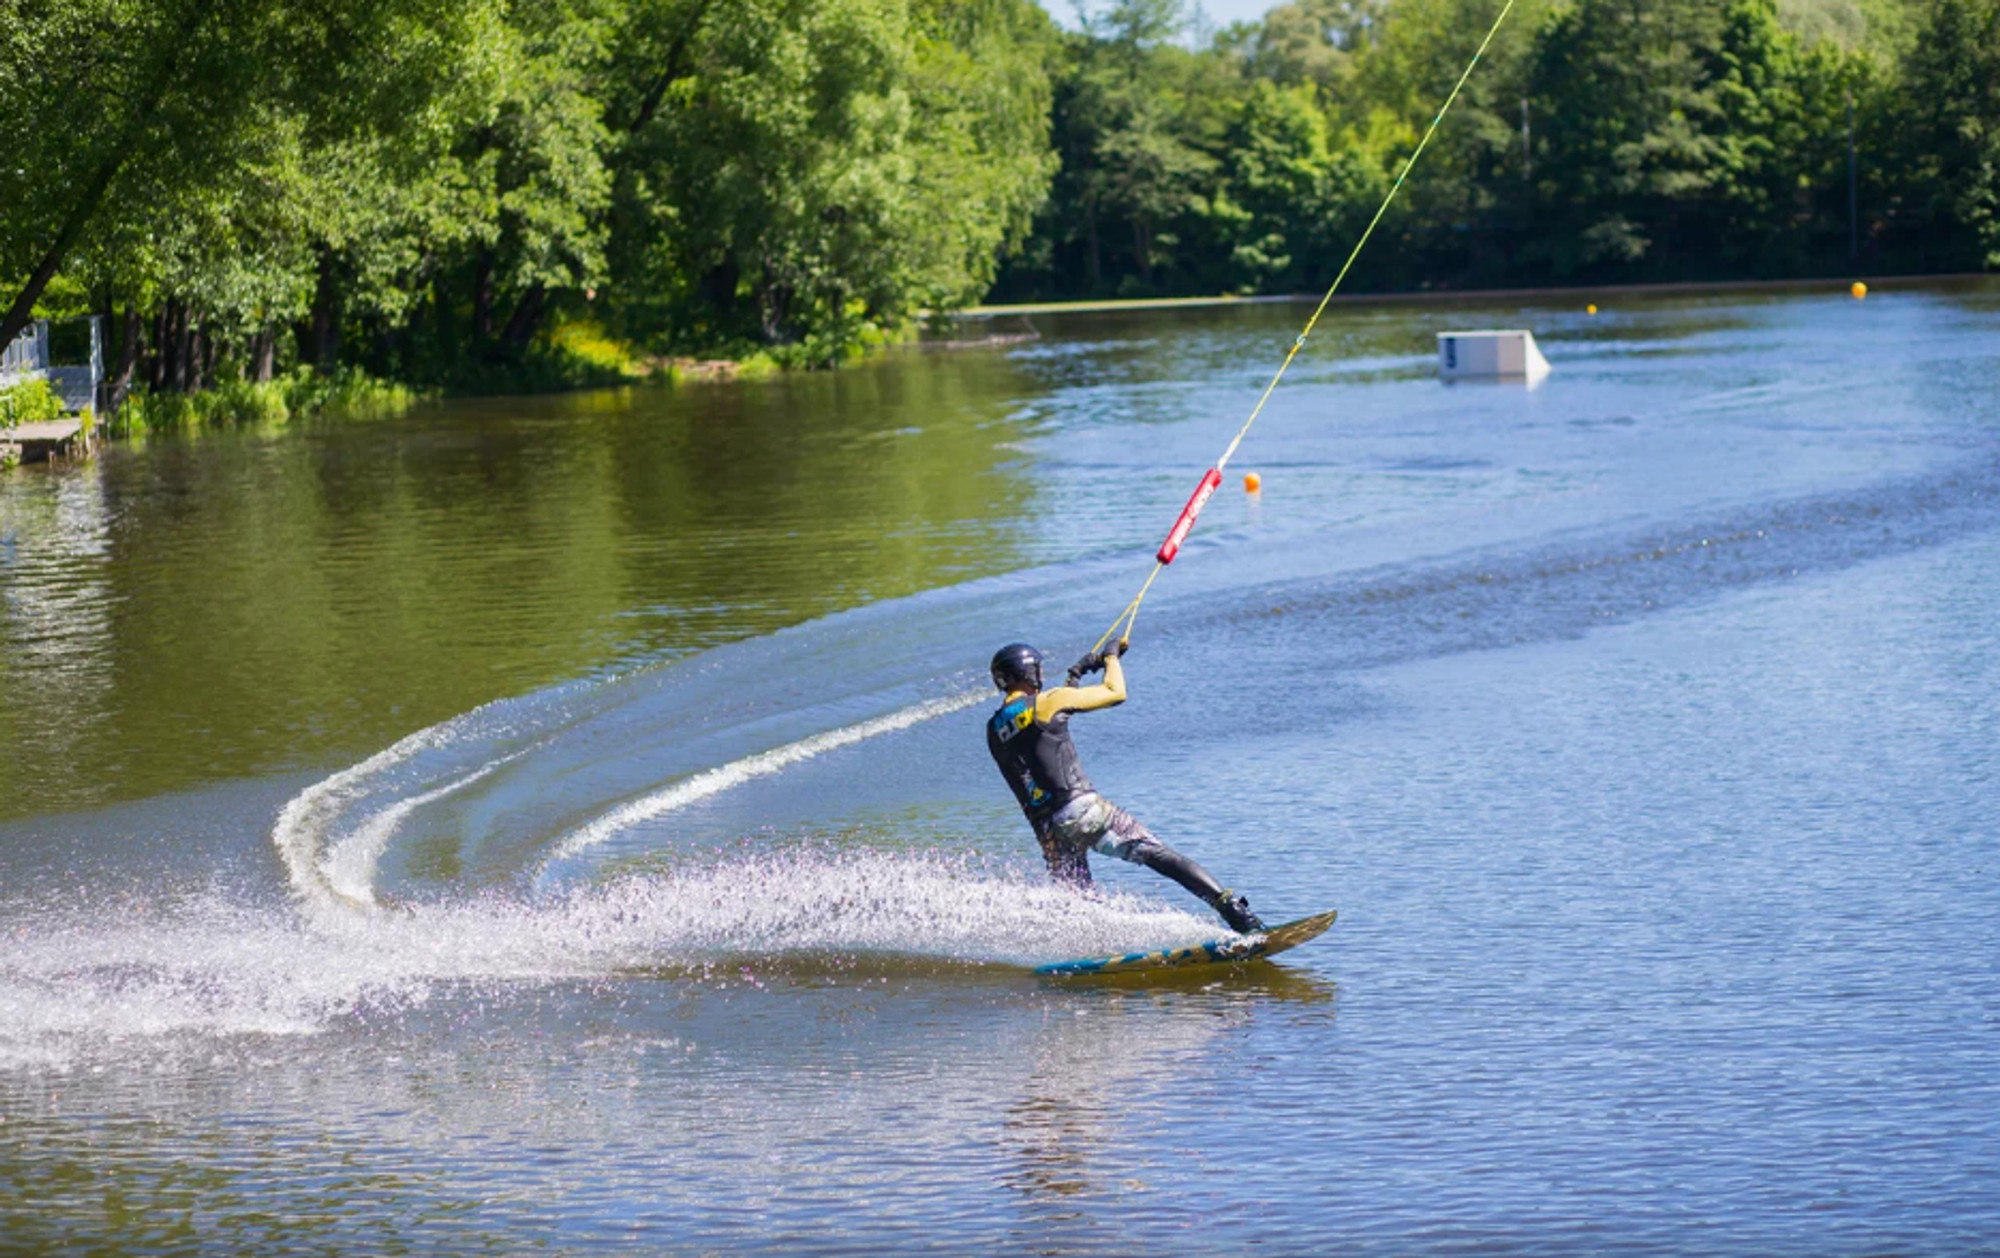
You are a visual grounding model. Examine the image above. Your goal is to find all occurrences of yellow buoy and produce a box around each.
[1244,472,1262,493]
[1586,303,1598,315]
[1851,281,1868,300]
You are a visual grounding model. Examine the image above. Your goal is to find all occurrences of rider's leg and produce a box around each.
[1035,819,1093,890]
[1092,802,1266,933]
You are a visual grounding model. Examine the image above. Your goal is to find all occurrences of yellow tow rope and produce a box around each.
[1091,0,1519,656]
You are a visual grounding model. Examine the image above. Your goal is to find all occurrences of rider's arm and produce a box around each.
[1034,653,1126,722]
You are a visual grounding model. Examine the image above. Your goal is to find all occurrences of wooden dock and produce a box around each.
[2,418,88,463]
[4,317,103,465]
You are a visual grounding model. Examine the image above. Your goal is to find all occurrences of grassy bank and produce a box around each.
[121,368,426,432]
[107,313,926,434]
[649,317,918,383]
[411,314,916,395]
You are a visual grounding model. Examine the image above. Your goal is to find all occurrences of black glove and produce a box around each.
[1065,651,1106,686]
[1065,640,1129,685]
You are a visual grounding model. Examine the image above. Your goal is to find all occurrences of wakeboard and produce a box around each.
[1034,909,1337,977]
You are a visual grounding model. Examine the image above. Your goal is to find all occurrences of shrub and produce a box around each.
[547,317,642,378]
[279,367,419,420]
[122,368,423,431]
[0,378,64,429]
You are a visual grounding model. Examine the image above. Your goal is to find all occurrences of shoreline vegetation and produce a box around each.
[115,369,427,432]
[963,268,1994,315]
[4,0,1998,433]
[86,315,920,434]
[69,263,1997,438]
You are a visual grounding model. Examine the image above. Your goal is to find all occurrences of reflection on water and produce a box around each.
[0,471,115,780]
[1002,969,1335,1213]
[0,355,1050,818]
[0,954,1337,1255]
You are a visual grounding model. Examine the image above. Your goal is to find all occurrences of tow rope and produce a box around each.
[1089,0,1519,656]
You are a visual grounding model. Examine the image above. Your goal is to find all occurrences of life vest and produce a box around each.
[987,694,1095,821]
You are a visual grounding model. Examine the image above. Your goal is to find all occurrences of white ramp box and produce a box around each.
[1437,329,1550,383]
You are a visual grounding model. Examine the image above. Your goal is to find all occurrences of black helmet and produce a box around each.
[990,643,1044,693]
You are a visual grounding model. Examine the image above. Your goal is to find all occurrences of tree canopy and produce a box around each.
[1,0,1994,400]
[994,0,2000,300]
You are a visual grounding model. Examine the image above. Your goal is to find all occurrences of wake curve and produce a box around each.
[272,686,985,913]
[534,691,986,886]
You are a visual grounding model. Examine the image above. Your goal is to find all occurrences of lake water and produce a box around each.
[2,282,1997,1254]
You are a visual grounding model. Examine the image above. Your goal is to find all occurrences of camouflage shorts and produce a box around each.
[1040,792,1159,867]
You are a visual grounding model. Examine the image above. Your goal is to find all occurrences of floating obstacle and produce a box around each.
[1437,329,1551,384]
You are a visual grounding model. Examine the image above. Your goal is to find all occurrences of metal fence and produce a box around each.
[0,318,101,414]
[1,321,49,383]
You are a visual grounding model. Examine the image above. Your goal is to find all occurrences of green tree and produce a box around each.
[605,0,1055,357]
[899,0,1061,307]
[1342,0,1548,287]
[1900,0,2000,268]
[1529,0,1741,275]
[1214,79,1381,290]
[1700,0,1862,274]
[455,0,616,362]
[0,0,502,354]
[1237,0,1383,96]
[1003,0,1241,298]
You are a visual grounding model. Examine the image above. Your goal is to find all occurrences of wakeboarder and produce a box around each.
[986,641,1265,933]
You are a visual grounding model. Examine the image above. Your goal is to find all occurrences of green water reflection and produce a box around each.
[0,351,1048,820]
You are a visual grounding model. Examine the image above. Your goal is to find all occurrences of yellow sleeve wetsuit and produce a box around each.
[1029,653,1126,724]
[987,655,1125,823]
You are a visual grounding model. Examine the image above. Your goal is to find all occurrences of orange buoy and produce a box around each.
[1851,281,1868,300]
[1586,303,1598,316]
[1244,472,1262,493]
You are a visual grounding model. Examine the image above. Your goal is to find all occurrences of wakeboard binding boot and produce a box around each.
[1212,889,1265,935]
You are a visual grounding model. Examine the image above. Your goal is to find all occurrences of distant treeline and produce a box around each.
[996,0,2000,302]
[1,0,1995,401]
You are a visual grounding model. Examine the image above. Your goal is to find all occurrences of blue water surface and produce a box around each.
[2,282,1997,1255]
